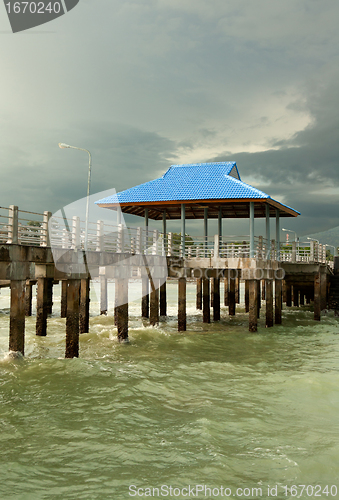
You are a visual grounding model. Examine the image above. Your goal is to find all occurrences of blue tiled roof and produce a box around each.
[95,162,273,204]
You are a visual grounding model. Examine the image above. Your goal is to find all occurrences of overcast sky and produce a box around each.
[0,0,338,237]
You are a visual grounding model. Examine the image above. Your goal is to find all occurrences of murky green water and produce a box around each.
[0,283,339,499]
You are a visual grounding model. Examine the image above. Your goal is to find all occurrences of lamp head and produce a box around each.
[58,143,71,149]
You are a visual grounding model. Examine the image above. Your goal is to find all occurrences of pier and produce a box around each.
[0,162,335,358]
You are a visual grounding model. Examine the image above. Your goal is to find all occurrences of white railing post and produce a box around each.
[136,227,142,254]
[62,228,69,249]
[117,223,124,253]
[40,211,52,247]
[7,205,18,244]
[214,234,219,258]
[291,241,297,262]
[97,220,104,251]
[309,241,314,262]
[72,216,80,249]
[167,232,173,256]
[152,229,159,255]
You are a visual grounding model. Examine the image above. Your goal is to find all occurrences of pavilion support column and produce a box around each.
[181,204,186,258]
[79,278,90,334]
[178,277,186,332]
[142,277,149,319]
[115,278,129,341]
[265,204,271,259]
[229,270,236,316]
[204,208,208,257]
[9,280,26,355]
[249,202,255,258]
[25,281,33,317]
[286,282,292,307]
[196,277,202,310]
[293,286,299,307]
[160,281,167,316]
[150,280,159,326]
[65,279,80,358]
[202,277,210,323]
[257,280,261,319]
[218,207,222,256]
[245,280,249,313]
[249,280,258,332]
[46,278,53,315]
[275,278,282,325]
[162,211,167,256]
[36,278,48,337]
[100,276,108,315]
[213,277,220,321]
[265,280,274,328]
[61,280,68,318]
[314,272,321,321]
[224,276,229,306]
[276,209,280,261]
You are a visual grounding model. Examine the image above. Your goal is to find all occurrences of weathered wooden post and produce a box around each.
[210,277,214,307]
[213,277,220,321]
[9,280,26,355]
[261,280,266,300]
[61,280,67,318]
[79,278,90,334]
[65,279,81,358]
[265,280,273,327]
[275,279,282,324]
[25,280,33,317]
[178,276,186,331]
[320,267,327,311]
[229,270,236,316]
[248,280,258,332]
[116,278,129,341]
[202,276,210,323]
[196,277,202,310]
[235,276,240,304]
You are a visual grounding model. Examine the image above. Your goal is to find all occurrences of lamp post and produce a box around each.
[307,237,319,243]
[58,143,92,250]
[325,244,336,257]
[282,228,297,242]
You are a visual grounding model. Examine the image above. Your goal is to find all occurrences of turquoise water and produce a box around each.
[0,283,339,500]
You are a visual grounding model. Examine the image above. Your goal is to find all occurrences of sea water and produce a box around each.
[0,282,338,500]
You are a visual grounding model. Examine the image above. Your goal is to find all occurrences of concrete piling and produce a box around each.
[142,277,149,319]
[9,280,26,355]
[213,277,220,321]
[36,278,48,337]
[245,280,249,313]
[229,271,236,316]
[79,278,90,334]
[150,280,159,326]
[265,280,274,328]
[25,280,33,317]
[202,277,210,323]
[275,279,282,324]
[116,278,129,341]
[196,277,202,310]
[248,280,258,332]
[61,280,67,318]
[100,276,107,315]
[65,279,80,358]
[224,276,229,306]
[314,272,321,321]
[160,282,167,316]
[178,277,186,331]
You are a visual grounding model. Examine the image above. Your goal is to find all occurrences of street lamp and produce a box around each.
[325,244,336,257]
[307,237,319,244]
[58,143,92,250]
[282,228,297,242]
